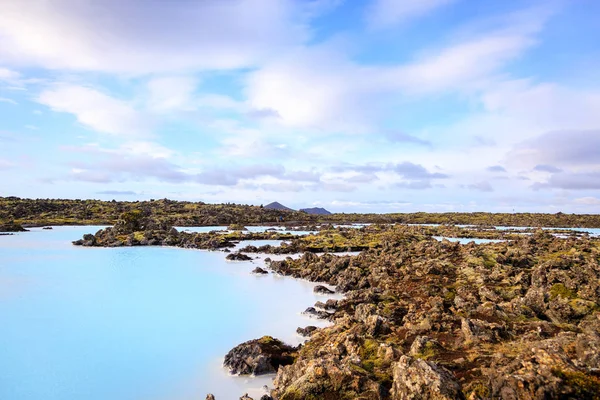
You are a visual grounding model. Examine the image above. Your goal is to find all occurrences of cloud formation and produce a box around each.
[0,0,314,73]
[367,0,456,28]
[37,85,151,136]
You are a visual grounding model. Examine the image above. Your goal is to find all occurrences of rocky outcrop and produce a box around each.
[226,252,253,261]
[264,229,600,399]
[0,221,28,232]
[224,336,297,376]
[302,307,330,319]
[314,285,335,294]
[228,224,248,231]
[296,326,318,336]
[391,356,464,399]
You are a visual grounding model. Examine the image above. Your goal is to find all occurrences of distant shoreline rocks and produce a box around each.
[0,221,28,232]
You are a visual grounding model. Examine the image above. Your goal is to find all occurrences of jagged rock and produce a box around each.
[409,336,443,358]
[224,336,297,375]
[391,356,465,399]
[259,395,272,400]
[226,252,253,261]
[461,318,506,343]
[296,326,318,336]
[354,303,376,323]
[252,267,268,274]
[205,395,215,400]
[303,307,330,319]
[366,315,390,336]
[314,285,335,294]
[239,394,253,400]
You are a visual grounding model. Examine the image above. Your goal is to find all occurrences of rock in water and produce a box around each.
[313,285,335,294]
[391,355,465,399]
[205,395,215,400]
[252,267,268,274]
[226,252,253,261]
[296,326,318,336]
[224,336,297,375]
[239,394,253,400]
[302,307,330,319]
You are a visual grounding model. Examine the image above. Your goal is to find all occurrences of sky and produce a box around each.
[1,0,600,213]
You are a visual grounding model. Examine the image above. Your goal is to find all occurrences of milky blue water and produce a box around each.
[177,226,316,236]
[432,236,505,244]
[0,227,336,400]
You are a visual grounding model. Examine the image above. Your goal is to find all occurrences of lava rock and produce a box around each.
[226,252,253,261]
[391,356,465,399]
[224,336,297,375]
[303,307,331,319]
[314,285,335,294]
[252,267,269,274]
[296,326,318,336]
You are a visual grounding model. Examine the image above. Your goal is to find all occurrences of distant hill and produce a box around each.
[264,201,294,211]
[300,207,332,215]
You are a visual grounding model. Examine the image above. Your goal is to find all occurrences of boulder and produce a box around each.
[226,252,253,261]
[252,267,269,274]
[303,307,330,319]
[206,395,215,400]
[239,394,253,400]
[296,326,318,336]
[314,285,335,294]
[391,356,465,400]
[224,336,297,375]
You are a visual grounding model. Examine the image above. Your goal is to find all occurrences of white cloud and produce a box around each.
[380,33,536,94]
[147,76,198,112]
[0,97,17,105]
[367,0,457,28]
[37,84,151,136]
[0,0,313,74]
[0,67,20,81]
[246,12,547,131]
[574,197,600,206]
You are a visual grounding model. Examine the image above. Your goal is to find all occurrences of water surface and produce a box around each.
[0,227,334,400]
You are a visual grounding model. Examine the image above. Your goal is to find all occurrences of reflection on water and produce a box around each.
[0,227,336,400]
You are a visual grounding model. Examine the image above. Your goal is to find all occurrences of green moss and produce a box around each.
[550,283,577,300]
[133,231,145,241]
[552,369,600,399]
[258,335,277,344]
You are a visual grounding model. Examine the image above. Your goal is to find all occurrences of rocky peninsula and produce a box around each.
[66,210,600,399]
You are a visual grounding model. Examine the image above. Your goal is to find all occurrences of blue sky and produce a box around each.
[1,0,600,213]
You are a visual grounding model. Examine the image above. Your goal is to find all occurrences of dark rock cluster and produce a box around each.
[259,229,600,399]
[223,336,298,376]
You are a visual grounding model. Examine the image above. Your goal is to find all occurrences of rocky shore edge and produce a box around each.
[71,213,600,399]
[217,229,600,399]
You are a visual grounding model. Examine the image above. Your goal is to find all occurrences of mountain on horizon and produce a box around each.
[300,207,332,215]
[264,201,294,211]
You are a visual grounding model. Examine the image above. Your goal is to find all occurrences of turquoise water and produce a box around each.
[0,227,334,400]
[177,226,316,236]
[432,236,505,244]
